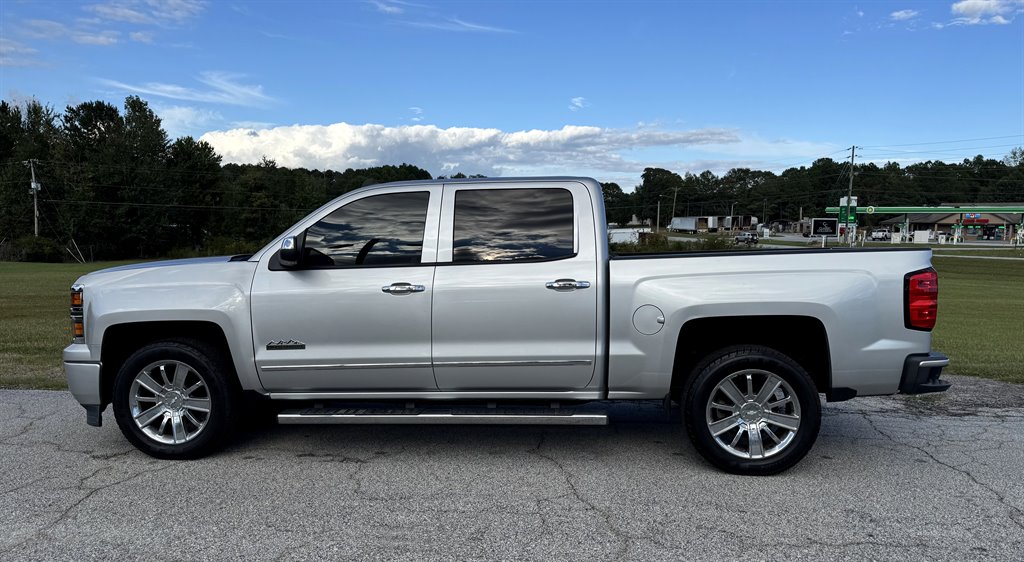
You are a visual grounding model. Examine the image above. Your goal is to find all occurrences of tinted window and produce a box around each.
[304,191,429,267]
[453,188,574,263]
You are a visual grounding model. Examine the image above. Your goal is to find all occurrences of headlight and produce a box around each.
[70,284,84,343]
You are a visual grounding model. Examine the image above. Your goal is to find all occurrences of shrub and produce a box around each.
[6,236,65,262]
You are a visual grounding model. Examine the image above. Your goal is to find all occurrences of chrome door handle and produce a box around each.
[545,279,591,291]
[382,283,426,295]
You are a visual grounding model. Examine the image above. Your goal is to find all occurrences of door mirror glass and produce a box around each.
[278,236,301,268]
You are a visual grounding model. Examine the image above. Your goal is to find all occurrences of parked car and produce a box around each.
[63,177,949,475]
[735,231,759,245]
[870,229,891,241]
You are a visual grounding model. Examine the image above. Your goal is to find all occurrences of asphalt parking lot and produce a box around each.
[2,374,1022,561]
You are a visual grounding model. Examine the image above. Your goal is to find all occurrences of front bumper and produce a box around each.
[64,360,104,426]
[899,353,952,394]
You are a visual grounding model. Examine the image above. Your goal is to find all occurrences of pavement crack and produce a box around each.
[2,461,177,555]
[528,432,632,559]
[862,413,1024,532]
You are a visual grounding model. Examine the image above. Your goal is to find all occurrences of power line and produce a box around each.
[857,143,1020,158]
[43,199,313,212]
[860,134,1023,149]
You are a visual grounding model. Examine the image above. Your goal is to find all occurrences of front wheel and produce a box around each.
[682,345,821,475]
[112,340,239,459]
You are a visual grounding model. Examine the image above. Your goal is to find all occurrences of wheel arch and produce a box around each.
[99,321,235,406]
[669,315,832,399]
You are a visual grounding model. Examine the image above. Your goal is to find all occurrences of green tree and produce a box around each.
[167,137,222,250]
[600,182,633,226]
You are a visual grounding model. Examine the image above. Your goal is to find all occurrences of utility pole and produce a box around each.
[846,145,857,245]
[26,159,40,237]
[656,197,661,233]
[671,187,679,220]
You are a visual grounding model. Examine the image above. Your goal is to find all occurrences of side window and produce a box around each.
[304,191,429,267]
[453,188,574,263]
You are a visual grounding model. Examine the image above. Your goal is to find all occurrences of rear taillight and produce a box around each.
[70,285,84,343]
[905,269,938,331]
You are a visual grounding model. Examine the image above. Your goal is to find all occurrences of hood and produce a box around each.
[92,256,234,274]
[76,255,255,289]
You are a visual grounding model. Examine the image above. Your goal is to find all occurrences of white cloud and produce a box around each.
[408,106,423,114]
[99,71,274,107]
[0,38,42,67]
[147,0,206,23]
[406,18,515,33]
[129,31,154,43]
[950,0,1022,24]
[23,19,69,39]
[86,0,206,25]
[155,105,223,138]
[87,3,152,24]
[73,30,120,45]
[230,120,276,130]
[568,97,589,112]
[370,1,403,14]
[199,122,743,180]
[890,9,920,20]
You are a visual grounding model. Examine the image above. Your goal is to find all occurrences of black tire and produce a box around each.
[682,345,821,475]
[112,339,240,459]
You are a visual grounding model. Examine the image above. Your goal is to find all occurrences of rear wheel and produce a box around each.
[113,340,239,459]
[682,345,821,475]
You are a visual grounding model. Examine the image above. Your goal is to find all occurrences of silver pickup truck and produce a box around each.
[63,177,950,474]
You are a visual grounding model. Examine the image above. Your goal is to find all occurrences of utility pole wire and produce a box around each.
[25,159,41,237]
[845,146,858,246]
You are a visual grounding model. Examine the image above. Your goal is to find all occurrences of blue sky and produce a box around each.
[2,0,1022,187]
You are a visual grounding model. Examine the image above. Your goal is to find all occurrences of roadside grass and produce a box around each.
[933,248,1024,258]
[0,256,1021,389]
[931,256,1024,384]
[0,261,137,389]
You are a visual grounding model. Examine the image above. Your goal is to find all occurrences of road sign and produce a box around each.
[811,218,839,237]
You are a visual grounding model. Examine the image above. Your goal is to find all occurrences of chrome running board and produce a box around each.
[278,407,608,426]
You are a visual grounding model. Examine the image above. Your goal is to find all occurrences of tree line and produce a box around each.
[604,150,1023,229]
[1,96,1021,261]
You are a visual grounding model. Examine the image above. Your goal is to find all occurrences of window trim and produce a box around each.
[446,186,577,265]
[269,190,433,271]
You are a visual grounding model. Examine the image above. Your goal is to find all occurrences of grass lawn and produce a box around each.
[931,256,1024,384]
[1,256,1021,389]
[933,248,1024,258]
[0,261,137,389]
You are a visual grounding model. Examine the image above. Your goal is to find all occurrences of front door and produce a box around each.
[431,183,598,391]
[251,188,439,392]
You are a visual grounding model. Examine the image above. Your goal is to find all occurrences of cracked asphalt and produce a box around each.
[2,374,1023,561]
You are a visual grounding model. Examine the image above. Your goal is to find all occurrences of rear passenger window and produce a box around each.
[453,188,574,263]
[304,191,429,267]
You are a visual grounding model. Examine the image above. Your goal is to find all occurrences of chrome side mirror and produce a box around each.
[279,236,301,268]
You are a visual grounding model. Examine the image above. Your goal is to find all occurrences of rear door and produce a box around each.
[430,182,598,391]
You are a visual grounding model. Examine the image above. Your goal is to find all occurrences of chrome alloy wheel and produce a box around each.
[128,360,212,445]
[705,369,802,460]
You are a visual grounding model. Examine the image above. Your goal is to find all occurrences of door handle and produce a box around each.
[382,283,426,295]
[545,279,591,291]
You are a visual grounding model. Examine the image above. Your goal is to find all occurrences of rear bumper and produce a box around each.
[899,353,951,394]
